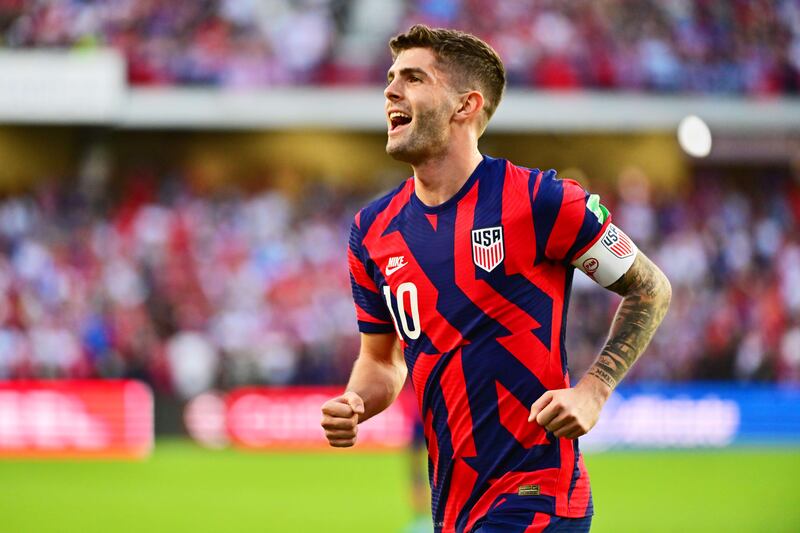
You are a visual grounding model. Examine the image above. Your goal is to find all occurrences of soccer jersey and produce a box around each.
[348,155,608,533]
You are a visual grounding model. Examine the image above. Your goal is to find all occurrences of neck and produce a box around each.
[412,145,483,207]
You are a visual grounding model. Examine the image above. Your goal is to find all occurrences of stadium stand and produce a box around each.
[1,0,798,93]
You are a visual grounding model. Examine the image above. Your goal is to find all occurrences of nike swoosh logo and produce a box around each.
[385,261,408,276]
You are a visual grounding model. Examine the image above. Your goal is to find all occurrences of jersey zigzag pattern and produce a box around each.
[348,155,606,533]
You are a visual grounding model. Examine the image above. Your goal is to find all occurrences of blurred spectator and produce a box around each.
[1,0,798,94]
[166,330,218,399]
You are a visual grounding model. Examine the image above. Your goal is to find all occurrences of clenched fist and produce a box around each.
[320,391,365,448]
[528,379,611,440]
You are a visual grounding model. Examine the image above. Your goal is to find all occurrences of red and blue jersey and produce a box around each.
[348,155,608,532]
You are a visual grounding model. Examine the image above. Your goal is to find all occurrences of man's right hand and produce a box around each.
[320,391,365,448]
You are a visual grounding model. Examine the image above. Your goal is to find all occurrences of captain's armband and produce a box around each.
[572,223,638,287]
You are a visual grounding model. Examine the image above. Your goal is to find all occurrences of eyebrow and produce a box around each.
[386,67,429,82]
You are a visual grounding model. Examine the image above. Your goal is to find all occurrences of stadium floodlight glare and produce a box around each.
[677,114,713,158]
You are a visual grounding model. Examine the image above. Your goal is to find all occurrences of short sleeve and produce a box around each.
[531,169,610,266]
[347,217,395,334]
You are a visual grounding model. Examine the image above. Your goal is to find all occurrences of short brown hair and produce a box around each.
[389,24,506,131]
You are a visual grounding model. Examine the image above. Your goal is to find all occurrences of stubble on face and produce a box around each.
[386,104,452,165]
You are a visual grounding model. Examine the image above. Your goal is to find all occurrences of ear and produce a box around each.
[453,90,485,126]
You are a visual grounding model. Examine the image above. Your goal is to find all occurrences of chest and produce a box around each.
[374,202,516,283]
[368,201,533,344]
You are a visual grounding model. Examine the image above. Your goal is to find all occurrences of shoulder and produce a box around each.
[497,161,565,205]
[353,177,414,234]
[484,156,543,197]
[532,168,587,206]
[534,168,565,195]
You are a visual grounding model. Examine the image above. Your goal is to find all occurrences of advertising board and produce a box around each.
[0,380,153,459]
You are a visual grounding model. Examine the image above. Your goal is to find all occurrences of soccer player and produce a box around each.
[320,25,671,533]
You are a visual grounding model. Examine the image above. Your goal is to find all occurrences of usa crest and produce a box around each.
[601,225,634,259]
[472,226,504,273]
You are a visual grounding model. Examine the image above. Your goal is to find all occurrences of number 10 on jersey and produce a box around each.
[382,283,421,340]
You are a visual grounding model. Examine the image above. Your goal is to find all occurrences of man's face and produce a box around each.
[384,48,460,164]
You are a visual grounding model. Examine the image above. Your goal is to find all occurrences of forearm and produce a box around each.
[584,253,672,390]
[346,353,407,422]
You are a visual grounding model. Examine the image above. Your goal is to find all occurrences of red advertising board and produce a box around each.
[185,386,418,450]
[0,380,153,459]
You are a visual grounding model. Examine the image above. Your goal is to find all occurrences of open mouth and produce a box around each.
[389,111,412,132]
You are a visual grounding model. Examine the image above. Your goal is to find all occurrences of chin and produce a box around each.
[386,139,439,166]
[386,141,419,164]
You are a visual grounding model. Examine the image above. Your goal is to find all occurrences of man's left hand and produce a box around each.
[528,377,612,439]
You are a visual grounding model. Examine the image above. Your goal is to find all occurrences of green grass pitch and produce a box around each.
[1,440,798,532]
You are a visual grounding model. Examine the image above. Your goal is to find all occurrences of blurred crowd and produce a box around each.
[0,174,363,398]
[0,165,798,399]
[0,0,798,94]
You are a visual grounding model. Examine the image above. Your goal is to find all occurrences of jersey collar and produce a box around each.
[409,155,489,215]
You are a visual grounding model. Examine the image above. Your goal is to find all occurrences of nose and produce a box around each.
[384,78,401,102]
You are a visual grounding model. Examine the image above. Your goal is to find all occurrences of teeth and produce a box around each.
[389,112,411,120]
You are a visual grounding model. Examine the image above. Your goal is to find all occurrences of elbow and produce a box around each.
[642,256,672,312]
[659,270,672,311]
[396,360,409,386]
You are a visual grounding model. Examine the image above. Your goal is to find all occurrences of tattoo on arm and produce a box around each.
[586,252,672,389]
